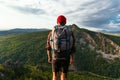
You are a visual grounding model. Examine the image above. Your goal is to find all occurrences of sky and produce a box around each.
[0,0,120,31]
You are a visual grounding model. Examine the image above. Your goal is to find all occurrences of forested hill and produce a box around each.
[71,24,120,78]
[0,31,48,65]
[0,24,120,79]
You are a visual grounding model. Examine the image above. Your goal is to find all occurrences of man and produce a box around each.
[46,15,76,80]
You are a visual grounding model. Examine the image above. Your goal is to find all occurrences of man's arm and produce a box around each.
[70,32,76,64]
[46,31,52,63]
[47,50,52,63]
[70,53,74,64]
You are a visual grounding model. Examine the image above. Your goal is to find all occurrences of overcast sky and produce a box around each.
[0,0,120,31]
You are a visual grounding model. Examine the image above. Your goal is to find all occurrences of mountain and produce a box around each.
[0,24,120,79]
[98,29,120,34]
[71,24,120,78]
[0,28,49,36]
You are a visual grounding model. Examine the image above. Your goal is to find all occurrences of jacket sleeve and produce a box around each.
[71,32,76,53]
[46,31,52,50]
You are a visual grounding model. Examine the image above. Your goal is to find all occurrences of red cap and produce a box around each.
[57,15,66,25]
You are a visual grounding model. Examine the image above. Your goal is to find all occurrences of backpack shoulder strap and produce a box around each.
[51,25,59,37]
[51,25,59,53]
[65,25,72,32]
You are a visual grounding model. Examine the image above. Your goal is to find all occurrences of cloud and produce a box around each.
[11,6,46,15]
[0,0,4,3]
[66,0,120,28]
[1,0,120,31]
[1,0,46,15]
[36,0,120,31]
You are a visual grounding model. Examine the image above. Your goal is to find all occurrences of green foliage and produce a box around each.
[71,25,120,78]
[0,31,49,65]
[0,64,115,80]
[104,34,120,46]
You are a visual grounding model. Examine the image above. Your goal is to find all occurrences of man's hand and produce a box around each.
[48,58,52,63]
[70,53,74,64]
[70,58,74,64]
[47,50,52,63]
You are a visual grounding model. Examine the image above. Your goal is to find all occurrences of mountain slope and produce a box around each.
[0,25,120,78]
[0,31,48,65]
[71,24,120,78]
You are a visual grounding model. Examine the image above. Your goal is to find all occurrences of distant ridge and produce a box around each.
[0,28,49,36]
[98,29,120,34]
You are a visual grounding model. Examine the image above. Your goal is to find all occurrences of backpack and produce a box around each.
[50,25,73,53]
